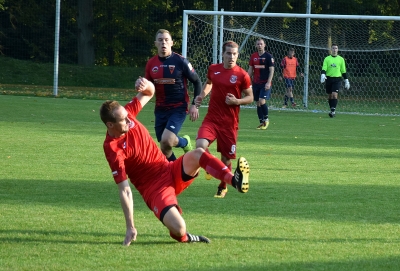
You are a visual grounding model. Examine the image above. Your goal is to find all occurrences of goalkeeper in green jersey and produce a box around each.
[320,44,350,118]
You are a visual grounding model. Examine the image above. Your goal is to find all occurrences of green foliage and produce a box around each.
[0,95,399,270]
[1,0,400,67]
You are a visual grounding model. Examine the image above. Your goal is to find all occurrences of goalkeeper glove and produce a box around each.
[344,79,350,89]
[320,74,326,83]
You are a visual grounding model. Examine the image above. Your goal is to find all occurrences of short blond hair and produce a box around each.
[155,29,172,40]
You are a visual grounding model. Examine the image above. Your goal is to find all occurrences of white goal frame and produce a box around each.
[182,10,400,115]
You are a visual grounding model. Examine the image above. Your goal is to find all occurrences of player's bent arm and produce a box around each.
[135,77,155,108]
[118,180,137,245]
[247,66,254,78]
[267,66,274,83]
[194,79,212,107]
[239,87,254,105]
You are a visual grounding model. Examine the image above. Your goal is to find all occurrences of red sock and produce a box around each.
[170,232,189,242]
[199,152,233,185]
[218,163,232,188]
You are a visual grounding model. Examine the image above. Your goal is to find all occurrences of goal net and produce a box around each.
[183,11,400,116]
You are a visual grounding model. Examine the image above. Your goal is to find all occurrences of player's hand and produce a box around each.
[264,82,271,90]
[135,76,148,92]
[123,226,137,246]
[225,93,237,105]
[189,104,199,121]
[320,74,326,83]
[344,79,350,89]
[194,95,203,108]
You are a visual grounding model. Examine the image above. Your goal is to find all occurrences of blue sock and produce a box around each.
[284,95,288,105]
[257,106,263,122]
[167,152,177,161]
[176,136,188,148]
[261,103,268,120]
[290,97,294,104]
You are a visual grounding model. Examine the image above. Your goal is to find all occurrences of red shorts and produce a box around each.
[196,120,238,159]
[144,155,194,221]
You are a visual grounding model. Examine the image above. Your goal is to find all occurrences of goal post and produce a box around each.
[182,10,400,116]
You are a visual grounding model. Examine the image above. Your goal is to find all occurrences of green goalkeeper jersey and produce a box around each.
[322,55,346,77]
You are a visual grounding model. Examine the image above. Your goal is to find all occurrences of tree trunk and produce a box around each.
[77,0,94,66]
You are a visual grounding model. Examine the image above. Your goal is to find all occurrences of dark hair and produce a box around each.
[100,100,121,124]
[222,40,239,53]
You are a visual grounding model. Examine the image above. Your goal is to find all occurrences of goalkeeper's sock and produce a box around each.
[328,99,334,111]
[290,97,294,104]
[332,99,338,111]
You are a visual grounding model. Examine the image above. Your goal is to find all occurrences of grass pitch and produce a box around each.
[0,95,399,271]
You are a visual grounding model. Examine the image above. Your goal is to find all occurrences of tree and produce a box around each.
[77,0,94,66]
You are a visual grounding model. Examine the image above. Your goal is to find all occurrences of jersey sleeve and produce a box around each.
[340,57,347,74]
[124,97,142,119]
[268,54,275,67]
[144,60,153,81]
[242,70,252,89]
[103,142,128,184]
[182,57,202,97]
[322,57,328,71]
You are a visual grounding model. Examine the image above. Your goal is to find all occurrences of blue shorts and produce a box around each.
[284,78,295,89]
[252,83,271,101]
[154,109,187,142]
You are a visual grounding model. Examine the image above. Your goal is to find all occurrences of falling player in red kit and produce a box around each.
[100,77,250,245]
[195,41,253,198]
[145,29,202,161]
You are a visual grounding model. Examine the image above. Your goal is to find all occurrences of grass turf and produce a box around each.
[0,95,399,270]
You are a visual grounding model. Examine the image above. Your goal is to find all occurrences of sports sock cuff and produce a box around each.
[170,232,188,242]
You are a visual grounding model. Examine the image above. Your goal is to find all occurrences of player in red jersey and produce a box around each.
[248,38,275,130]
[279,48,303,108]
[194,41,253,198]
[145,29,202,162]
[100,77,250,245]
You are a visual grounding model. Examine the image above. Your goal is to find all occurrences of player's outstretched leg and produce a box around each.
[232,157,250,193]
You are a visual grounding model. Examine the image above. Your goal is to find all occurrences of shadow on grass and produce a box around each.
[171,256,400,271]
[0,229,177,246]
[1,179,400,225]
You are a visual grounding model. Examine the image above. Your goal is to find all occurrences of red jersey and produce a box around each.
[103,97,169,198]
[281,56,299,79]
[248,51,275,84]
[203,64,251,129]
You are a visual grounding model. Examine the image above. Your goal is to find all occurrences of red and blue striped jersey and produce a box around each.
[145,52,199,111]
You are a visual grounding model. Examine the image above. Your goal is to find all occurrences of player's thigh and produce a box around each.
[154,111,169,141]
[196,121,217,145]
[165,110,187,135]
[171,155,195,195]
[252,85,262,102]
[216,128,238,160]
[260,88,271,101]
